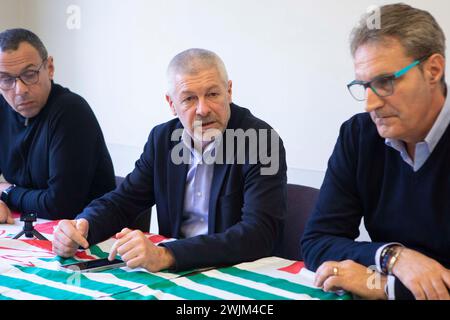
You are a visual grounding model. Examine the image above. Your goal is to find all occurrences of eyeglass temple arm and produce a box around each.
[394,60,420,78]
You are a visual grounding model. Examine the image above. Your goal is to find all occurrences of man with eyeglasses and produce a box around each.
[0,28,115,222]
[302,4,450,300]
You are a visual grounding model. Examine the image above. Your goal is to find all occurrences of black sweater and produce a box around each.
[0,82,115,219]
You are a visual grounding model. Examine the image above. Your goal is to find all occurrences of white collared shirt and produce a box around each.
[180,130,219,238]
[385,98,450,171]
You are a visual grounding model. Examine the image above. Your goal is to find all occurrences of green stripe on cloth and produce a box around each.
[0,275,93,300]
[160,269,193,277]
[219,267,352,300]
[106,289,158,300]
[104,279,219,300]
[107,268,170,286]
[186,273,287,300]
[107,269,219,300]
[150,279,220,300]
[40,257,80,264]
[15,266,132,297]
[88,245,109,258]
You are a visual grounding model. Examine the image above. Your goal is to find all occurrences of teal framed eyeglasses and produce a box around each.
[347,56,429,101]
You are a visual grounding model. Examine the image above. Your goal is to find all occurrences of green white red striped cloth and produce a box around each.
[0,214,351,300]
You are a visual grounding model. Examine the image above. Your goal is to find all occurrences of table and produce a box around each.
[0,213,351,300]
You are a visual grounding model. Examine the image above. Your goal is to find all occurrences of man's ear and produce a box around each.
[166,94,177,116]
[46,56,55,80]
[425,53,445,86]
[227,80,233,101]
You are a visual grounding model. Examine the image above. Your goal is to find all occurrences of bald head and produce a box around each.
[166,48,228,96]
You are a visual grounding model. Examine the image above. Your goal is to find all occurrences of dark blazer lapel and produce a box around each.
[208,161,228,234]
[208,104,240,233]
[166,126,188,238]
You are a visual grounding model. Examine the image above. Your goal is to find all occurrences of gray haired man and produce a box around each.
[302,4,450,300]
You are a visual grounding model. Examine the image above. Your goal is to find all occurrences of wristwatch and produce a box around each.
[1,184,16,204]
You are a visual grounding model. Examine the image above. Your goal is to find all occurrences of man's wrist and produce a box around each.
[375,243,403,273]
[0,182,11,193]
[159,246,176,270]
[379,244,404,275]
[390,247,407,276]
[379,275,389,300]
[384,275,396,300]
[0,184,16,205]
[387,246,404,275]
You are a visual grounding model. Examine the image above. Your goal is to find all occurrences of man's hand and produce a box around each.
[108,228,175,273]
[0,200,14,224]
[52,219,89,258]
[392,248,450,300]
[314,260,387,300]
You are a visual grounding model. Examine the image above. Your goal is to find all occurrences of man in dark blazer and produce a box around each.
[52,48,287,272]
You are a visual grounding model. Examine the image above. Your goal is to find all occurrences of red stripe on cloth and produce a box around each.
[17,240,97,260]
[0,255,36,267]
[0,245,49,253]
[34,221,59,234]
[75,250,98,260]
[278,261,305,274]
[21,240,53,252]
[148,234,167,244]
[111,232,168,244]
[12,212,20,219]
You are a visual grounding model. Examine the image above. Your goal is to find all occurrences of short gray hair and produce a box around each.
[350,3,447,94]
[166,48,228,95]
[0,28,48,60]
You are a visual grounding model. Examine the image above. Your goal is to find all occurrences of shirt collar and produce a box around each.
[386,97,450,155]
[423,97,450,152]
[181,129,220,163]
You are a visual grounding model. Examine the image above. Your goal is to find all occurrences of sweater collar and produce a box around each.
[10,81,56,127]
[385,98,450,171]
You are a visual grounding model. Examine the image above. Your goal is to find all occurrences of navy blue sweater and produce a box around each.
[302,112,450,299]
[0,83,115,219]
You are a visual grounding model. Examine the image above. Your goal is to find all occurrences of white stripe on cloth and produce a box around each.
[106,285,184,300]
[169,276,250,300]
[0,265,113,299]
[82,272,151,290]
[0,285,51,300]
[232,257,320,289]
[202,269,316,300]
[117,266,186,280]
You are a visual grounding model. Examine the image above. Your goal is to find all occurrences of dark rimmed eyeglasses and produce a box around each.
[0,59,48,90]
[347,56,429,101]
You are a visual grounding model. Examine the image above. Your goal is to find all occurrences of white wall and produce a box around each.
[0,0,21,30]
[0,1,21,183]
[11,0,450,189]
